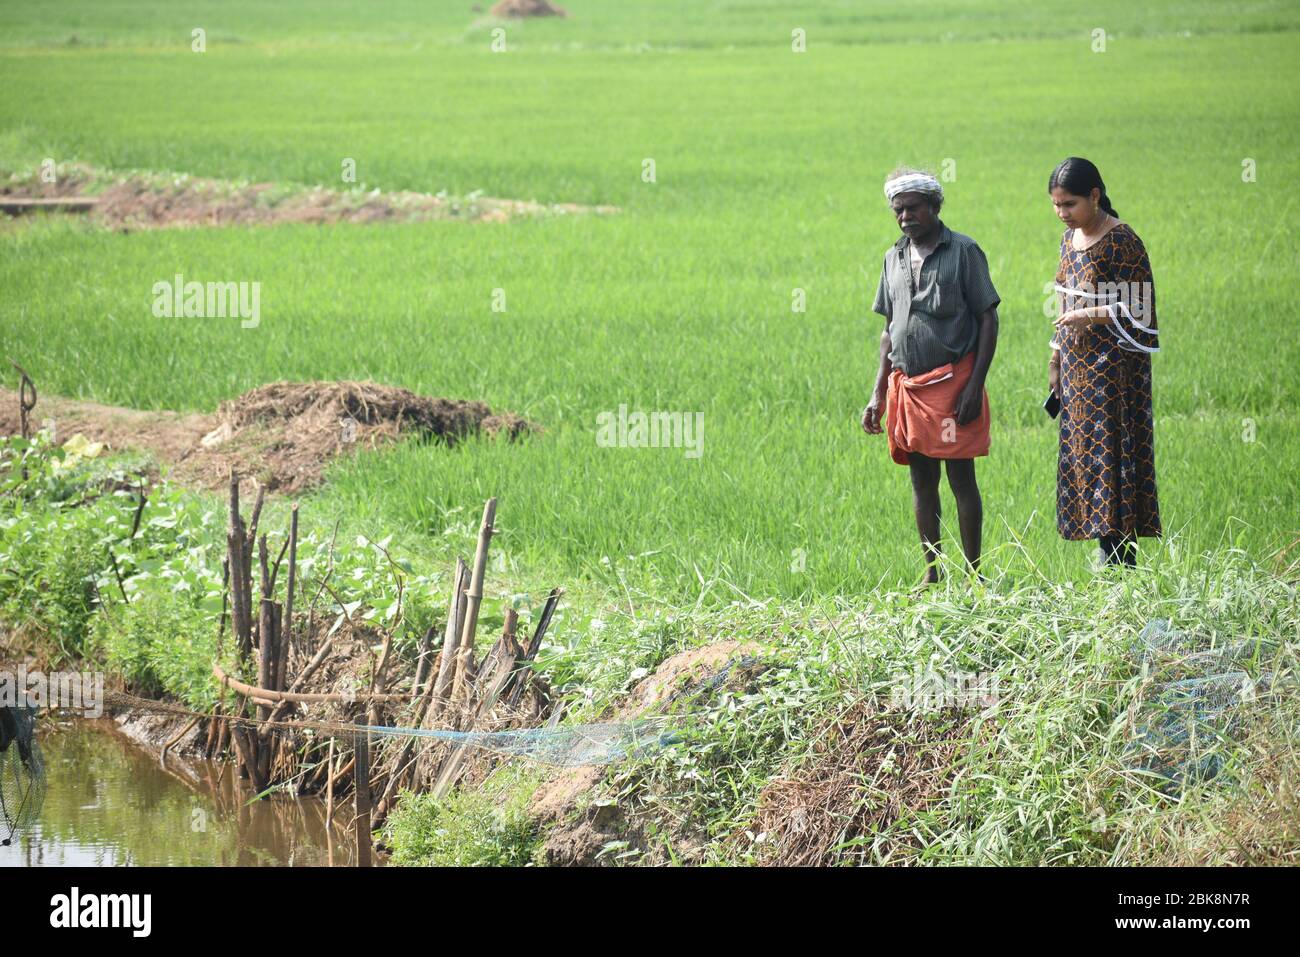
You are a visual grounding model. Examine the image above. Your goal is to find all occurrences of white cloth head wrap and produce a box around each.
[884,172,943,202]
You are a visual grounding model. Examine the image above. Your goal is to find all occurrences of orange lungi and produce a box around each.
[886,351,990,465]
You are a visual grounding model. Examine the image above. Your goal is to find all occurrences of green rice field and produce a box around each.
[2,1,1298,596]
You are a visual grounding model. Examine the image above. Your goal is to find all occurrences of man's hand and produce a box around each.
[862,390,886,434]
[954,380,983,426]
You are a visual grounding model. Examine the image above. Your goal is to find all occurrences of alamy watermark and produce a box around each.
[1,667,104,718]
[890,667,1001,712]
[596,405,704,459]
[50,887,151,937]
[151,274,261,329]
[1043,279,1154,323]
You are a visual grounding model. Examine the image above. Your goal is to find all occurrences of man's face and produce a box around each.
[890,192,939,240]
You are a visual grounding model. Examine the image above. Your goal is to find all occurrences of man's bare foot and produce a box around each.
[914,568,944,592]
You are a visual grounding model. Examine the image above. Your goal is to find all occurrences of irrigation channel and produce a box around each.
[1,714,369,866]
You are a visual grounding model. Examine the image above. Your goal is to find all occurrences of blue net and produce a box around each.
[349,654,763,767]
[359,717,681,767]
[1126,619,1271,789]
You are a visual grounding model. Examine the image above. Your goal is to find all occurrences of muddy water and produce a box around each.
[1,718,374,866]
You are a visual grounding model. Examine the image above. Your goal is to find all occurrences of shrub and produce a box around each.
[28,521,101,661]
[95,590,222,710]
[385,768,541,866]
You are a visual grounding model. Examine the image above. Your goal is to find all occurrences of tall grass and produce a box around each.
[567,546,1299,864]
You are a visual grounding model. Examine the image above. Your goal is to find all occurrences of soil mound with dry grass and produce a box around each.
[2,163,615,231]
[0,380,536,494]
[491,0,568,17]
[746,702,978,866]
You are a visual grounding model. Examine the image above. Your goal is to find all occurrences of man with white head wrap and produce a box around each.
[884,171,945,204]
[861,167,1001,584]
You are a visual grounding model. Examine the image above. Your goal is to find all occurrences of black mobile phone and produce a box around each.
[1043,390,1061,419]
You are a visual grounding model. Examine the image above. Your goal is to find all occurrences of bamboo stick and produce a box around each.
[375,605,515,818]
[451,499,496,703]
[213,662,408,705]
[267,637,335,724]
[326,755,355,795]
[429,558,468,715]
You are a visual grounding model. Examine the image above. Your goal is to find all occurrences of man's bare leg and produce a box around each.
[945,458,982,573]
[908,453,943,583]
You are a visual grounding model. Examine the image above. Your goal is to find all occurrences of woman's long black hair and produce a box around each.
[1049,157,1117,218]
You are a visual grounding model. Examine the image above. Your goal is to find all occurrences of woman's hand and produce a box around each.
[862,389,886,434]
[1054,308,1103,333]
[1049,360,1060,396]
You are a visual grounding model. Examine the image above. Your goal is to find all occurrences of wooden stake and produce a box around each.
[267,637,335,724]
[246,482,266,550]
[413,623,437,696]
[257,534,275,724]
[474,608,519,702]
[228,472,252,663]
[431,651,515,799]
[277,505,298,693]
[229,722,267,794]
[325,737,336,826]
[374,594,509,819]
[204,709,222,757]
[8,360,35,441]
[354,718,372,868]
[506,588,562,708]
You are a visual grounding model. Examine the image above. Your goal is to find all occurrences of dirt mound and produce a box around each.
[215,381,532,442]
[529,640,764,866]
[745,702,978,866]
[2,164,615,231]
[491,0,568,17]
[0,380,536,494]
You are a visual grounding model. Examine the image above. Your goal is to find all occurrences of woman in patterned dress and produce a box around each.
[1047,158,1160,567]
